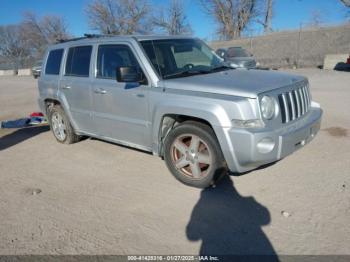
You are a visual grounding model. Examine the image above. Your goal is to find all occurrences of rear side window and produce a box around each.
[45,49,64,75]
[65,46,92,77]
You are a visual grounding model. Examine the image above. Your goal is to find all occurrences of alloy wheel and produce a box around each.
[170,134,213,179]
[51,112,67,141]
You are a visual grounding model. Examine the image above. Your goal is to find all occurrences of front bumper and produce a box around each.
[221,106,322,173]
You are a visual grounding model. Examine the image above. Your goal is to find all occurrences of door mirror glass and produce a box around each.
[116,66,146,84]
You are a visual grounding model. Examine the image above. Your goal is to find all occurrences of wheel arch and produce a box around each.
[156,114,221,158]
[44,98,61,113]
[44,97,79,131]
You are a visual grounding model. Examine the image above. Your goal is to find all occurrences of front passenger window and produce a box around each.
[97,45,141,80]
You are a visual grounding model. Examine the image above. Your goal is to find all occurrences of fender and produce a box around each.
[151,98,231,154]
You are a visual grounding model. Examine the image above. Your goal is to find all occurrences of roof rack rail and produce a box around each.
[83,33,103,38]
[55,33,113,44]
[56,36,87,44]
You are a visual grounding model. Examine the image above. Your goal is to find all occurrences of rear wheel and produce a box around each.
[48,105,80,144]
[164,121,227,188]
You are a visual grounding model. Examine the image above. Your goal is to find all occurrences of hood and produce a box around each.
[162,69,305,98]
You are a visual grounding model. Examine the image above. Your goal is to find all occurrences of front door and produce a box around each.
[91,44,151,149]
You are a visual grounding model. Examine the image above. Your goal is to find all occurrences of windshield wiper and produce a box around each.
[210,64,233,72]
[163,69,210,79]
[163,64,232,79]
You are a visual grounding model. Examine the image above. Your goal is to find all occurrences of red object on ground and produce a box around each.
[30,112,44,117]
[347,55,350,64]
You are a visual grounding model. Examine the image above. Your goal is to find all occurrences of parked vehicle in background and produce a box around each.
[216,47,257,69]
[38,35,322,188]
[32,61,42,79]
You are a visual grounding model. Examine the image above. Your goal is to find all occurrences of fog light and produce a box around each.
[257,137,275,154]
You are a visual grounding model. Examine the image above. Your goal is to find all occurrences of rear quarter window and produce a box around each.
[45,49,64,75]
[65,46,92,77]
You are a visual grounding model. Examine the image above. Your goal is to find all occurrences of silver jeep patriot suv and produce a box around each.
[38,35,322,188]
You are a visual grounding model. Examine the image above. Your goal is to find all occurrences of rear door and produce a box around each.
[40,48,64,104]
[59,45,94,132]
[91,43,151,149]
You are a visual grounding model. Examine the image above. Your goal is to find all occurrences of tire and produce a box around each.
[164,121,227,188]
[47,104,80,144]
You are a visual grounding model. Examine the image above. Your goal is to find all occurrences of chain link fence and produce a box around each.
[210,23,350,69]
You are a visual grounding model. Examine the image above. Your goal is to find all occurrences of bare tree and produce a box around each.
[340,0,350,7]
[152,0,192,35]
[21,12,70,57]
[340,0,350,20]
[0,25,30,70]
[308,9,325,27]
[263,0,273,33]
[199,0,258,40]
[86,0,151,35]
[255,0,273,33]
[0,12,68,70]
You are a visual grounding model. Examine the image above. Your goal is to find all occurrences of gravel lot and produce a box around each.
[0,69,349,256]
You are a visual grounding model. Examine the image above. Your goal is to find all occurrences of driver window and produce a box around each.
[96,45,141,79]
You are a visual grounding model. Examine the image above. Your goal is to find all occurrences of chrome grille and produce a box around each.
[278,85,311,123]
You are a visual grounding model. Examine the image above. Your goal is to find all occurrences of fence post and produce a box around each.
[250,35,253,51]
[296,23,302,68]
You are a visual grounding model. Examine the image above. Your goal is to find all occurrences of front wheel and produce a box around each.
[164,121,227,188]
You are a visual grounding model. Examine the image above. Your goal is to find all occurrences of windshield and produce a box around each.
[226,47,251,58]
[140,38,228,79]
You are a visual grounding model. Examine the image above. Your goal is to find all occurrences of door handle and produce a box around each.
[136,93,145,98]
[94,88,107,94]
[62,86,71,90]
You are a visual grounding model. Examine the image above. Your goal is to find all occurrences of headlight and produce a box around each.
[260,95,277,120]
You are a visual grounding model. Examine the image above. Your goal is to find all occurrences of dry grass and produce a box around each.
[211,24,350,68]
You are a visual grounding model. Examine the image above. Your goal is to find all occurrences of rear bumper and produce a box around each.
[221,106,322,173]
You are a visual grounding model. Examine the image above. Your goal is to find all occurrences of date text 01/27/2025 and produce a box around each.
[127,255,219,261]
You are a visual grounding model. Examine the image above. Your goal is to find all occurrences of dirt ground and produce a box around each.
[0,69,349,256]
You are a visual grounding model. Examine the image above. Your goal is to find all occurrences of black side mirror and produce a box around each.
[116,66,147,84]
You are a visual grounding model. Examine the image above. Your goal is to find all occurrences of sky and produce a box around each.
[0,0,348,40]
